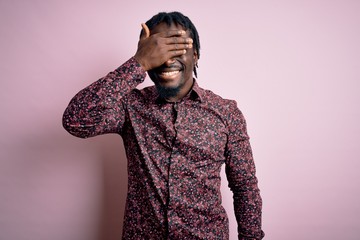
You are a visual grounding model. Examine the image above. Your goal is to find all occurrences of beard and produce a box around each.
[154,82,181,99]
[148,64,187,100]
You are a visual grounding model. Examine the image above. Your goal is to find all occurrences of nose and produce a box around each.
[164,58,176,66]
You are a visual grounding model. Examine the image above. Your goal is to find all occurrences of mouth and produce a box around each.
[159,70,180,78]
[157,68,182,80]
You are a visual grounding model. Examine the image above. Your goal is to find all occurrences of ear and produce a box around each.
[140,23,150,40]
[193,50,199,78]
[193,50,198,65]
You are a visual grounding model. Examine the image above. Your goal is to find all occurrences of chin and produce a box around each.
[159,80,181,89]
[155,82,181,99]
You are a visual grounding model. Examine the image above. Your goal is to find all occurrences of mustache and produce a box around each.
[158,61,184,71]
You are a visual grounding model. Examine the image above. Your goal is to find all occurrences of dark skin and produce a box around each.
[134,22,198,102]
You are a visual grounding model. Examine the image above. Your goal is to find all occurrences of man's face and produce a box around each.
[148,22,197,99]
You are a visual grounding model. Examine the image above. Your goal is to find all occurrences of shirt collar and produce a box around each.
[190,80,205,102]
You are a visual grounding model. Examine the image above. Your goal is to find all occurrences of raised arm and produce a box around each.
[62,57,146,138]
[63,23,193,138]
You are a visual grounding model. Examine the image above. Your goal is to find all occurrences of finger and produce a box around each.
[168,43,193,51]
[165,37,193,45]
[169,49,187,58]
[140,23,150,39]
[161,29,187,38]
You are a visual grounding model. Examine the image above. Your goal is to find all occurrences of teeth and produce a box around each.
[161,71,179,76]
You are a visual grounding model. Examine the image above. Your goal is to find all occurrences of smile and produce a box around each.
[160,70,180,76]
[159,70,180,80]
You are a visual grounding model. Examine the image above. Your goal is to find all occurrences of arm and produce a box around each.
[225,101,265,240]
[63,23,193,138]
[62,57,146,138]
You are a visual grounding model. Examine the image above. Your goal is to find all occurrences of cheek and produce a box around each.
[181,55,195,70]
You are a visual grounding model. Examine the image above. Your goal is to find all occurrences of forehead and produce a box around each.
[150,22,188,35]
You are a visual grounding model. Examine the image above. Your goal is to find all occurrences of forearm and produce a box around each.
[226,142,264,240]
[231,174,264,240]
[62,57,146,138]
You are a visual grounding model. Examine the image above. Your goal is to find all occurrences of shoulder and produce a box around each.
[126,85,157,99]
[200,87,240,113]
[199,86,247,128]
[137,85,157,99]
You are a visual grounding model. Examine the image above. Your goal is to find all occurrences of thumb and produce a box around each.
[140,23,150,39]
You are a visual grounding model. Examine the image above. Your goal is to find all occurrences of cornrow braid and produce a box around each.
[140,11,201,78]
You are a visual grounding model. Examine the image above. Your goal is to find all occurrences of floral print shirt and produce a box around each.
[63,57,264,240]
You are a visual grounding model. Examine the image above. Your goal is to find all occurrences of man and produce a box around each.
[63,11,264,240]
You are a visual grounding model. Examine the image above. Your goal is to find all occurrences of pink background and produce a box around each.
[1,0,360,239]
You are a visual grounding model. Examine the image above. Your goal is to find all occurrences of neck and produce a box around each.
[166,78,194,102]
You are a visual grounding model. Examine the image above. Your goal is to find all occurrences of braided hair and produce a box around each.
[141,11,201,78]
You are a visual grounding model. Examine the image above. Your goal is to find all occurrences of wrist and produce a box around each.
[133,54,149,71]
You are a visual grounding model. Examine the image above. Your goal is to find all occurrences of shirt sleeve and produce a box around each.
[224,100,265,240]
[62,57,146,138]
